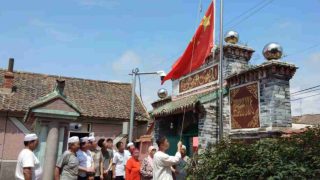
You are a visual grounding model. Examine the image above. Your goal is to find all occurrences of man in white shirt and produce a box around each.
[112,141,129,180]
[126,142,135,156]
[76,136,95,180]
[153,137,182,180]
[15,133,43,180]
[124,142,134,166]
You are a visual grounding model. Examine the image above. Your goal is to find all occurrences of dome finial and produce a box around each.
[224,31,239,44]
[157,88,168,99]
[263,42,283,60]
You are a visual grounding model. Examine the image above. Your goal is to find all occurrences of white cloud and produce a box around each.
[111,50,171,110]
[29,19,78,42]
[112,50,141,73]
[309,52,320,64]
[77,0,119,8]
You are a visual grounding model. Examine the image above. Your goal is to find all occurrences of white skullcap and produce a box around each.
[127,142,134,148]
[24,133,38,142]
[68,136,79,143]
[80,136,88,143]
[148,146,156,153]
[88,136,95,142]
[182,145,187,150]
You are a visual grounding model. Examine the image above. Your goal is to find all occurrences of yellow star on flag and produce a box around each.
[201,15,211,32]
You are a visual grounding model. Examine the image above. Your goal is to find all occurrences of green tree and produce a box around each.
[187,127,320,180]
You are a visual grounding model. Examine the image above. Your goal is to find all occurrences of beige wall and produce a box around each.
[2,118,25,160]
[0,116,6,160]
[0,115,25,180]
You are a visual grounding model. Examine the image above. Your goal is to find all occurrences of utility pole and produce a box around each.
[128,68,138,143]
[128,68,166,143]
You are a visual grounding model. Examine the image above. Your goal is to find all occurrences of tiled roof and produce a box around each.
[0,69,149,121]
[151,93,201,117]
[151,88,229,117]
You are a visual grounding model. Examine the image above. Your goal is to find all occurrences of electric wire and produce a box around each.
[291,88,320,96]
[284,43,320,58]
[225,0,270,26]
[226,0,274,29]
[291,92,320,101]
[291,85,320,95]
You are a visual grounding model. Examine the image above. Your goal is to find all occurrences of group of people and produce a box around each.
[15,133,189,180]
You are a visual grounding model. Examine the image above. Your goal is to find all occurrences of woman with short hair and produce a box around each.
[140,146,156,180]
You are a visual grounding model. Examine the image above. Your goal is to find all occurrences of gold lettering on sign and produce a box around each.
[230,83,260,129]
[179,65,218,93]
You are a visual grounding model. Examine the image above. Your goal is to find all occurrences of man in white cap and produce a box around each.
[126,142,135,156]
[77,136,95,180]
[88,136,103,180]
[123,142,134,176]
[15,133,42,180]
[54,136,80,180]
[174,145,190,180]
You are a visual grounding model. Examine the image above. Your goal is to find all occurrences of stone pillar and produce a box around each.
[198,102,218,149]
[42,121,59,180]
[57,127,65,159]
[36,125,48,166]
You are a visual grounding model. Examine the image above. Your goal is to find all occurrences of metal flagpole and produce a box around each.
[218,0,224,141]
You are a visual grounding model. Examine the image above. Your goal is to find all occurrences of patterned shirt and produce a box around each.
[140,156,153,180]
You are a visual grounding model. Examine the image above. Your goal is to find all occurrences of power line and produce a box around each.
[225,0,269,26]
[291,88,320,96]
[226,0,274,29]
[291,84,320,95]
[291,92,320,101]
[284,43,320,58]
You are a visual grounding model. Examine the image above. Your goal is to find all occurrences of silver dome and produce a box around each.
[157,88,168,99]
[262,42,283,60]
[224,31,239,44]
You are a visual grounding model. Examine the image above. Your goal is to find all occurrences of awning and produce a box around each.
[151,88,228,117]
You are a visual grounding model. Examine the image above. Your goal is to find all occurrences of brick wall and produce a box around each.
[91,121,147,141]
[198,96,230,148]
[259,77,292,128]
[92,123,122,139]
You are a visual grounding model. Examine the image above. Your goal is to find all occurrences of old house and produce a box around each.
[0,59,149,179]
[151,31,297,155]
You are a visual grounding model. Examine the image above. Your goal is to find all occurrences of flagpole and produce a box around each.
[218,0,224,141]
[213,0,216,49]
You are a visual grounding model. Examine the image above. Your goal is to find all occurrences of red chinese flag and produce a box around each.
[162,2,214,84]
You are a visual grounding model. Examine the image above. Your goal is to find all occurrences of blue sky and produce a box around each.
[0,0,320,115]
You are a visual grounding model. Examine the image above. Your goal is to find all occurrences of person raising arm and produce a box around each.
[153,136,182,180]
